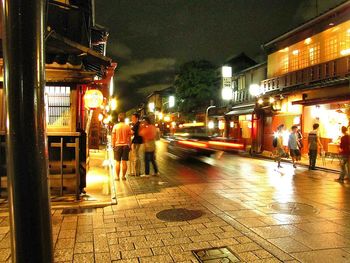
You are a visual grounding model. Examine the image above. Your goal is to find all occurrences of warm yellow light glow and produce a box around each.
[218,120,225,130]
[269,97,275,103]
[125,118,130,125]
[182,122,205,127]
[258,98,263,105]
[158,112,163,120]
[304,38,312,44]
[292,50,299,55]
[208,121,214,129]
[249,84,261,96]
[84,89,103,109]
[171,121,176,128]
[110,98,117,111]
[149,102,155,112]
[278,47,289,52]
[164,116,171,122]
[98,113,103,121]
[230,121,234,128]
[105,105,110,112]
[340,48,350,56]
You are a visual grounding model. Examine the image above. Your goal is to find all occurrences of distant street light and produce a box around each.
[148,102,155,112]
[205,105,216,134]
[169,95,175,108]
[110,98,117,111]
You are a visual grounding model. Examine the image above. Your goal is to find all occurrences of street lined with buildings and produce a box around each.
[0,142,349,262]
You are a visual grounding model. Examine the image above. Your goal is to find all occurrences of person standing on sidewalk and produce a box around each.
[139,117,159,176]
[288,125,301,168]
[274,124,285,169]
[336,126,350,182]
[130,113,143,176]
[308,123,323,170]
[112,113,132,180]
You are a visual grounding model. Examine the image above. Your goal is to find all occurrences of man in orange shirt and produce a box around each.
[112,113,132,180]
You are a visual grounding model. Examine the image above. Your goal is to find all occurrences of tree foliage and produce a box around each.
[174,60,220,114]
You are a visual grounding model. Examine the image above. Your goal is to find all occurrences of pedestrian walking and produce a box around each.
[139,117,159,176]
[273,124,285,168]
[288,125,301,168]
[130,113,143,176]
[307,123,323,170]
[112,113,132,180]
[336,126,350,182]
[297,128,303,150]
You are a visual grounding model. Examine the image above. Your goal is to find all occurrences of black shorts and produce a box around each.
[114,145,130,161]
[290,149,301,157]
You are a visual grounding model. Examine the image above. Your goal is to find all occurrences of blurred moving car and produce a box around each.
[167,124,214,158]
[167,123,245,158]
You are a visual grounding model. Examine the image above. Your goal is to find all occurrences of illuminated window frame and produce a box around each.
[44,86,71,128]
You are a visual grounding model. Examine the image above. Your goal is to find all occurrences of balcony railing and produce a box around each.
[261,55,350,93]
[232,89,254,103]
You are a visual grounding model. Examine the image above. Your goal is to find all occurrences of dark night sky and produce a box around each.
[95,0,345,111]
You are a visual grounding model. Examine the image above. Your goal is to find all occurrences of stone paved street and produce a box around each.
[0,142,350,262]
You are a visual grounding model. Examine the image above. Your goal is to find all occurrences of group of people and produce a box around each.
[274,124,304,169]
[111,113,159,180]
[274,123,350,182]
[274,123,322,169]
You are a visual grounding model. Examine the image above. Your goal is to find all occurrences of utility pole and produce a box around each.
[1,0,53,262]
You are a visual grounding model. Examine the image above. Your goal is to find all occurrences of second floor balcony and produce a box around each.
[261,55,350,94]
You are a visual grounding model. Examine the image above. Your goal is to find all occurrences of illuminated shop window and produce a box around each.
[45,86,71,127]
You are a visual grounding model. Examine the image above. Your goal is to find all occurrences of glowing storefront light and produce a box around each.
[125,118,130,125]
[208,121,214,129]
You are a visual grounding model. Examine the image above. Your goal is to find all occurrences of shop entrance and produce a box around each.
[302,102,349,171]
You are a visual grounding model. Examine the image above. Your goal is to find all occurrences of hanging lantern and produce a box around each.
[84,89,104,109]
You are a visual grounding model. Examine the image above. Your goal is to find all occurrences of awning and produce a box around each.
[292,95,350,106]
[46,31,112,67]
[226,103,255,116]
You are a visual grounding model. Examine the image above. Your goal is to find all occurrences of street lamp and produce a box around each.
[249,84,261,97]
[205,105,216,134]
